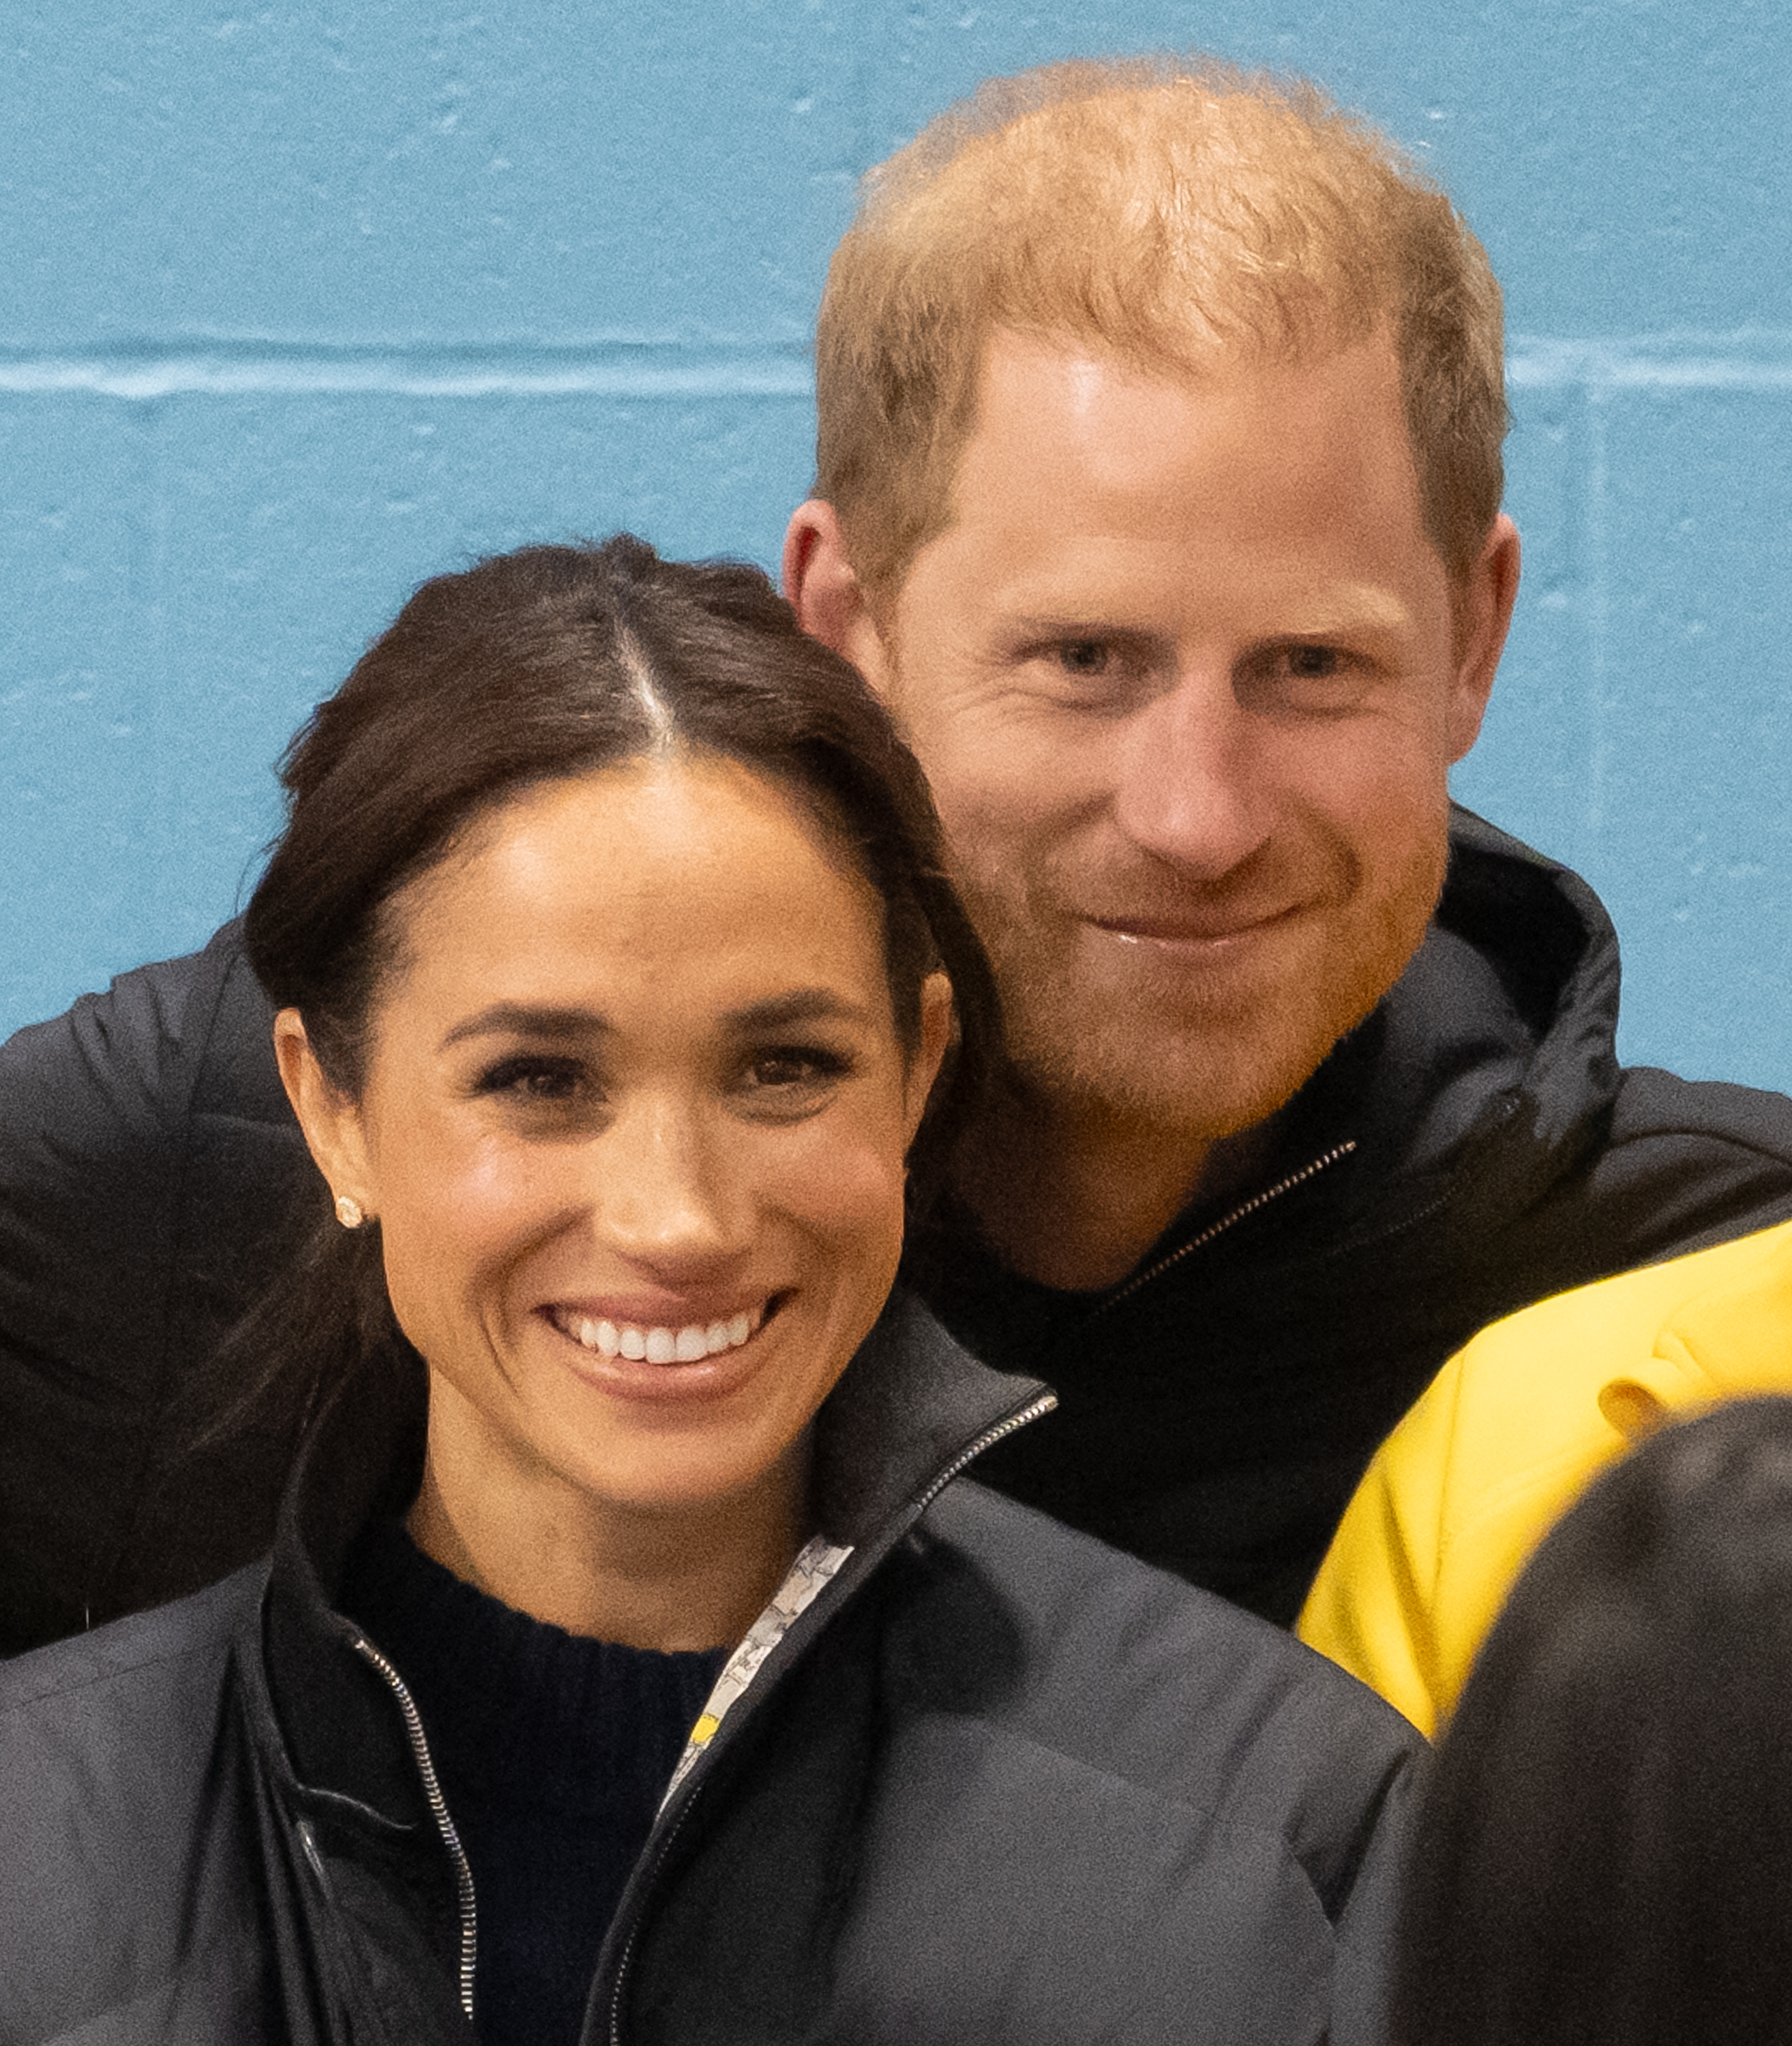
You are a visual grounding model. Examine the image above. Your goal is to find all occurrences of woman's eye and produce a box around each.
[743,1047,849,1093]
[476,1055,588,1103]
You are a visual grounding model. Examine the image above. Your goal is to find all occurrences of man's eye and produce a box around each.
[1056,639,1111,677]
[1283,644,1343,679]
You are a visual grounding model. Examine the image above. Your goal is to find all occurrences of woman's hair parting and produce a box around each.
[1395,1393,1792,2046]
[220,534,997,1439]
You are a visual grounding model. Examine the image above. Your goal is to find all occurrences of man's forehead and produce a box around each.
[881,325,1452,654]
[948,329,1420,542]
[973,319,1398,417]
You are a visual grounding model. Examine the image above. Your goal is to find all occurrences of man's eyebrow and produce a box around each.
[439,1003,609,1050]
[1004,613,1160,641]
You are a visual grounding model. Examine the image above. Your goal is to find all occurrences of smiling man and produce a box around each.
[5,57,1792,1652]
[781,59,1792,1621]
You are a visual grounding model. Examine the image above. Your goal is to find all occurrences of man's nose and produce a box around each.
[1109,670,1273,879]
[594,1097,747,1273]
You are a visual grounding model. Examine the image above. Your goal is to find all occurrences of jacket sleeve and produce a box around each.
[1295,1229,1791,1739]
[1326,1740,1424,2046]
[0,922,312,1652]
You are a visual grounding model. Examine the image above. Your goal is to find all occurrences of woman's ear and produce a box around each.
[902,972,957,1145]
[273,1009,376,1223]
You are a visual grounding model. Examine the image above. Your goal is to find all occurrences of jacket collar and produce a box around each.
[1174,802,1624,1254]
[251,1290,1048,1822]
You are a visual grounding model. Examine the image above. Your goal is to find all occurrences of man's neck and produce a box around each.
[950,1076,1268,1292]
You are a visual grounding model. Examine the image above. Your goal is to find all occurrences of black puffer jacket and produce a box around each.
[0,1295,1420,2045]
[5,809,1792,1648]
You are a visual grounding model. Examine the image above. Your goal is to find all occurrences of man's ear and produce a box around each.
[1446,512,1522,762]
[782,500,896,696]
[273,1008,376,1222]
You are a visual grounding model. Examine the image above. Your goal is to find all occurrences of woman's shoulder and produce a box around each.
[0,1563,266,1792]
[0,1566,274,2039]
[1,1561,263,1718]
[899,1481,1420,1886]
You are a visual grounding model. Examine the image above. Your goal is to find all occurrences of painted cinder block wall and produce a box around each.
[3,1,1790,1088]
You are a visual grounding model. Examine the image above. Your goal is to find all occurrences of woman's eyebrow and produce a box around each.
[438,1002,610,1050]
[726,988,875,1032]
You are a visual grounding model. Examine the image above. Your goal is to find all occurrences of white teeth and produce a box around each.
[562,1303,766,1362]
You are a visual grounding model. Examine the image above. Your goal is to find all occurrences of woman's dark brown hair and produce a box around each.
[224,533,997,1438]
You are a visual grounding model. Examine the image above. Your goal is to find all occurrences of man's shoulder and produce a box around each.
[0,917,282,1134]
[1435,810,1792,1264]
[908,1480,1419,1900]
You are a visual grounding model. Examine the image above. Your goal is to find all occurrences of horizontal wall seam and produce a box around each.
[0,342,814,400]
[1507,336,1792,391]
[0,337,1789,400]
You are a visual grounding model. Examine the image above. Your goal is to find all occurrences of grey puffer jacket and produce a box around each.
[0,1294,1420,2046]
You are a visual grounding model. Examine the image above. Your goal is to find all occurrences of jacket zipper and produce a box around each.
[909,1392,1060,1515]
[351,1633,479,2024]
[603,1389,1058,2046]
[1081,1140,1358,1325]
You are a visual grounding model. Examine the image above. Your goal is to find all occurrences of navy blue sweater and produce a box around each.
[342,1522,727,2046]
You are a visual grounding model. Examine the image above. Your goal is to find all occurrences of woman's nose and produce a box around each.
[593,1096,747,1271]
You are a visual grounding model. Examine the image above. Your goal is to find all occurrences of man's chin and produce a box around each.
[1000,951,1403,1142]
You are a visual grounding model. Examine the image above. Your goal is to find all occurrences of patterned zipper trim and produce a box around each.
[659,1533,855,1809]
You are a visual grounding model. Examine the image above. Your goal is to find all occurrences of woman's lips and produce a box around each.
[547,1301,766,1363]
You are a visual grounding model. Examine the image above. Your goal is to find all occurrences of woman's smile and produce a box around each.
[539,1293,781,1404]
[547,1299,767,1365]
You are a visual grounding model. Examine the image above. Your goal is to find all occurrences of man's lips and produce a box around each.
[1085,903,1302,946]
[545,1297,773,1365]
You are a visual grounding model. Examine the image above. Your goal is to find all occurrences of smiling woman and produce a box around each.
[282,754,949,1650]
[0,537,1424,2046]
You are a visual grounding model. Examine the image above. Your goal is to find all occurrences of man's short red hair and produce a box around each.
[815,56,1508,602]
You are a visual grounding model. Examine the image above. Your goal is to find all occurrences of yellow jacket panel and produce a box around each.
[1297,1217,1792,1736]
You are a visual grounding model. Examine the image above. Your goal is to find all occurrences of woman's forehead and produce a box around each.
[376,757,892,1031]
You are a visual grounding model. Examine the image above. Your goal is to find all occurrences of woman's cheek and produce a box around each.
[765,1116,911,1240]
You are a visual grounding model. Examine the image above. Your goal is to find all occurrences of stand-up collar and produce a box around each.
[251,1292,1048,1820]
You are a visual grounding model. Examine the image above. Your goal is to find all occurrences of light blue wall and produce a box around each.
[4,2,1790,1088]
